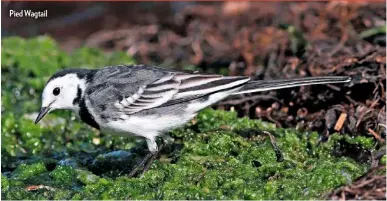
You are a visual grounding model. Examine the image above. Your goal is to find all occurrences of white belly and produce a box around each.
[100,113,195,139]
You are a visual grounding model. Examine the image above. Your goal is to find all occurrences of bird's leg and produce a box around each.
[141,142,165,175]
[141,134,173,174]
[128,138,158,177]
[127,152,153,177]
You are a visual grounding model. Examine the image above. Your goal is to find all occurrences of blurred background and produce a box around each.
[1,2,386,199]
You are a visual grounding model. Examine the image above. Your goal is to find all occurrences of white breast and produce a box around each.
[100,114,195,139]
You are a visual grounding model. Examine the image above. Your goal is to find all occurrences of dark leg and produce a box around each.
[141,143,165,175]
[128,135,171,177]
[140,134,174,174]
[128,152,154,177]
[262,131,284,162]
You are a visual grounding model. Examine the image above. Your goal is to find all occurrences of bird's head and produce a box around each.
[35,69,90,124]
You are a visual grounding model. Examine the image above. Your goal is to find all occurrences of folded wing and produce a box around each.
[114,73,250,114]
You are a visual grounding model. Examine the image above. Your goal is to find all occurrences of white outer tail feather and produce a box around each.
[233,76,351,95]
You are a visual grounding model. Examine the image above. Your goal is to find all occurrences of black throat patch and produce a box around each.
[78,98,100,130]
[72,85,82,105]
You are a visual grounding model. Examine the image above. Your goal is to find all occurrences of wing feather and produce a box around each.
[113,73,250,114]
[86,66,252,115]
[115,77,180,114]
[173,75,250,99]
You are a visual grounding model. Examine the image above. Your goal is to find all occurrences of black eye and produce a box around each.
[53,87,60,96]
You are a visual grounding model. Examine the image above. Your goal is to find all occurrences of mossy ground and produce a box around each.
[1,37,381,200]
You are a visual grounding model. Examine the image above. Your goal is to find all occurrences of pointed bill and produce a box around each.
[35,106,51,124]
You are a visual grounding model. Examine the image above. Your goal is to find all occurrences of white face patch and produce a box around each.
[41,74,87,111]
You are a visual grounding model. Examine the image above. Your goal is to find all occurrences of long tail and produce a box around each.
[233,76,351,94]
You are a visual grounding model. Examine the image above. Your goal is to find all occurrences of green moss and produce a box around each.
[11,163,47,180]
[359,25,386,38]
[1,36,379,200]
[342,135,375,150]
[52,189,73,200]
[50,166,76,186]
[381,155,386,165]
[1,176,9,194]
[76,169,100,185]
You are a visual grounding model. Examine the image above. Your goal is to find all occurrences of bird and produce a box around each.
[35,64,351,176]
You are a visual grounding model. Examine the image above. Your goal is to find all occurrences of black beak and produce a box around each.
[35,106,50,124]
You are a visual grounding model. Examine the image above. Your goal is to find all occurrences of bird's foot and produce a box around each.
[127,143,165,177]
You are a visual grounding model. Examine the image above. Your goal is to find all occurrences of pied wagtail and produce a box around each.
[35,64,351,175]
